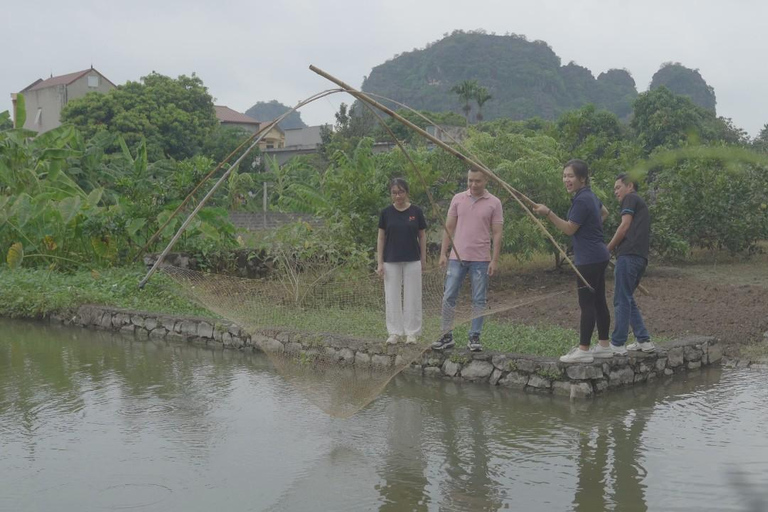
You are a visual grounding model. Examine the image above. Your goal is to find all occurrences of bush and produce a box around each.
[650,149,768,257]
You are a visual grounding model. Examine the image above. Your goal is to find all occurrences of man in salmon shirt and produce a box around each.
[432,168,504,352]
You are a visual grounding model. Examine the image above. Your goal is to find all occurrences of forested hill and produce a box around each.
[650,63,716,113]
[361,31,713,121]
[245,100,307,129]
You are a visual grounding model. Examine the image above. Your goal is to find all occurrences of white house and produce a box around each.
[13,67,115,133]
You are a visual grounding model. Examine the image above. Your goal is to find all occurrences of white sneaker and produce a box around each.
[405,335,418,345]
[386,335,401,345]
[610,344,628,356]
[560,347,594,363]
[626,341,656,353]
[592,344,614,359]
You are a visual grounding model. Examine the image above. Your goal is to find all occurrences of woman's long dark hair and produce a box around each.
[564,159,590,185]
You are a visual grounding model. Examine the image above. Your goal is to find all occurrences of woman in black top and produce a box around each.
[377,178,427,345]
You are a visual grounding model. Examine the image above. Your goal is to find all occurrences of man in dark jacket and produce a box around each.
[606,173,655,353]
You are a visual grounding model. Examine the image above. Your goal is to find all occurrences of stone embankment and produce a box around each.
[57,305,723,399]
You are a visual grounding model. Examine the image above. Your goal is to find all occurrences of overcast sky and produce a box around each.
[4,0,766,136]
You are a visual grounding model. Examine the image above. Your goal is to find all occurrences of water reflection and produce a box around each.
[378,397,431,511]
[573,409,648,512]
[1,318,767,511]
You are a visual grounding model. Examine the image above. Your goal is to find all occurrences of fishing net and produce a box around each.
[144,83,575,418]
[161,260,556,418]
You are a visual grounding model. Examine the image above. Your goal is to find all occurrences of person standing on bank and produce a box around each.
[432,168,504,353]
[377,178,428,345]
[606,173,655,353]
[534,159,614,363]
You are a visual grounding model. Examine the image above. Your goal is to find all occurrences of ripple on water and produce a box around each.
[115,401,179,417]
[652,368,768,446]
[93,482,173,510]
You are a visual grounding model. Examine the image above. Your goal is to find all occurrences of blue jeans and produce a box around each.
[441,260,489,336]
[611,255,651,346]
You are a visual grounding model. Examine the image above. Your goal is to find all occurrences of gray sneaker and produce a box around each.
[432,333,455,351]
[591,344,614,359]
[560,346,594,363]
[467,334,483,352]
[610,343,628,356]
[626,341,656,353]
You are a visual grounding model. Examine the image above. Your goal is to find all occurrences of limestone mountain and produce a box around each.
[361,31,640,121]
[650,63,716,113]
[245,100,308,130]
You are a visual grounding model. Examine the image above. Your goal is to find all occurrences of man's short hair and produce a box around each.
[616,172,640,192]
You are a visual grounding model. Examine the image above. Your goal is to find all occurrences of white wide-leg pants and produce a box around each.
[383,261,422,336]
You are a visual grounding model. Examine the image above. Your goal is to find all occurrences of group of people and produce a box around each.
[376,159,653,363]
[376,169,502,352]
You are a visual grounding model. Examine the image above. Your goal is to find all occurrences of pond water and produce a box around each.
[1,318,767,511]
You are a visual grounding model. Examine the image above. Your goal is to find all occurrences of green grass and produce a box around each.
[453,321,577,357]
[0,266,580,357]
[244,305,578,357]
[740,341,768,362]
[0,266,212,319]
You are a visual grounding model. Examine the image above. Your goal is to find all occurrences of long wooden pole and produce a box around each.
[309,65,594,291]
[132,121,273,262]
[138,88,342,288]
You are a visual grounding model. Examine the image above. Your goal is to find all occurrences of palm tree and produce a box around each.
[450,80,479,123]
[474,87,492,123]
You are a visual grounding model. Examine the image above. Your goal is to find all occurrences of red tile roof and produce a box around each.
[215,105,260,125]
[22,68,116,92]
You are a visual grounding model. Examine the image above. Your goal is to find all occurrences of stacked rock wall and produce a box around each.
[60,305,722,399]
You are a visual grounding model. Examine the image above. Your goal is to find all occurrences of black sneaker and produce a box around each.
[467,334,483,352]
[431,332,455,351]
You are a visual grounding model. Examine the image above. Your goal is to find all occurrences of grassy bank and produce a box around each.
[0,267,212,319]
[0,267,579,357]
[241,305,578,357]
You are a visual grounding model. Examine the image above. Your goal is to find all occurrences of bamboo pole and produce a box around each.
[138,89,343,289]
[308,65,595,291]
[132,121,274,262]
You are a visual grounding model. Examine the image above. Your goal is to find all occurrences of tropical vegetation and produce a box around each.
[2,61,768,327]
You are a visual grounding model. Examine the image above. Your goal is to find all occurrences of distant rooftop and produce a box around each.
[215,105,260,125]
[21,68,115,92]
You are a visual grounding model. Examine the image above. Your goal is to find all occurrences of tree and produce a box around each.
[450,80,479,122]
[553,105,638,193]
[202,126,261,172]
[319,102,378,158]
[380,109,466,144]
[631,87,737,154]
[61,72,218,161]
[650,154,768,256]
[555,104,624,154]
[753,123,768,153]
[0,111,12,131]
[474,86,492,123]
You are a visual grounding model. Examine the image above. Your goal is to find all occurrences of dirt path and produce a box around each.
[492,260,768,354]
